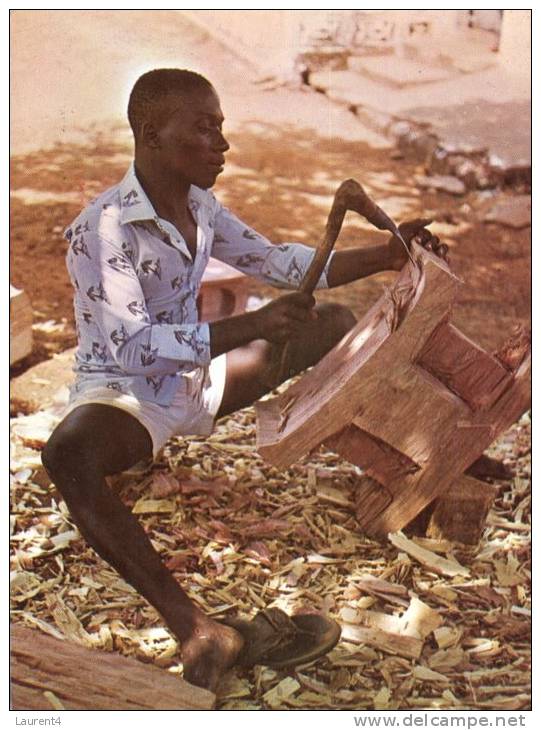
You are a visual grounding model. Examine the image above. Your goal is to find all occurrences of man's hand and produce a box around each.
[209,292,316,357]
[388,218,450,271]
[255,291,317,343]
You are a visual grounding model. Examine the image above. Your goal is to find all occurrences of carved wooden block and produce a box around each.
[256,243,530,542]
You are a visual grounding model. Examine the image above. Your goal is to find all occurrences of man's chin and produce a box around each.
[195,174,218,190]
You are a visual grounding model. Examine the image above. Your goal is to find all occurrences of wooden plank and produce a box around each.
[10,285,33,365]
[10,624,215,710]
[340,623,423,659]
[340,596,441,659]
[366,355,530,536]
[351,363,471,466]
[388,532,469,577]
[493,324,531,372]
[353,476,394,524]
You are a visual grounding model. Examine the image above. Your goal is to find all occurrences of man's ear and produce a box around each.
[139,120,161,149]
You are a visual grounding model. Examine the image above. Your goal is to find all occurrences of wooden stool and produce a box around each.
[197,258,250,322]
[256,243,530,544]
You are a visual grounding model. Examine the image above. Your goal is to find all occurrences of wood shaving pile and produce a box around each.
[10,400,531,710]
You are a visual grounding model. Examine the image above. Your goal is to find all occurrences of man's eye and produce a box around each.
[198,124,221,133]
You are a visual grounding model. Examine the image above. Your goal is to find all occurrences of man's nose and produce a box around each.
[214,130,230,153]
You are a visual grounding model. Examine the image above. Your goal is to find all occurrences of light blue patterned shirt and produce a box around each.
[65,164,332,407]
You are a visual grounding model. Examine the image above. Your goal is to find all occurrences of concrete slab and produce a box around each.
[350,56,455,89]
[309,63,530,183]
[158,10,530,184]
[482,195,531,229]
[401,99,531,170]
[311,69,397,115]
[415,174,466,196]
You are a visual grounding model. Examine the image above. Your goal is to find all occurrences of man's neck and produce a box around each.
[134,158,191,224]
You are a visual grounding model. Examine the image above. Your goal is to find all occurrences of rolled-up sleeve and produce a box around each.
[211,202,333,290]
[67,232,211,375]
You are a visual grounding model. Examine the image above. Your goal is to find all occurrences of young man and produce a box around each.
[42,69,447,691]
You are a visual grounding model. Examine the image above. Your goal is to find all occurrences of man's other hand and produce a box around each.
[256,291,317,343]
[388,218,450,271]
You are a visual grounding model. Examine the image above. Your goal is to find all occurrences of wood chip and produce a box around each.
[10,373,530,709]
[43,690,66,710]
[428,647,466,671]
[355,573,410,606]
[132,498,177,514]
[374,686,391,710]
[389,531,470,577]
[494,555,524,586]
[341,622,422,659]
[400,596,443,639]
[263,677,300,707]
[434,626,462,649]
[413,665,450,683]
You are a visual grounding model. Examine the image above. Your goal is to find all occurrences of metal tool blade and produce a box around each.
[387,222,416,265]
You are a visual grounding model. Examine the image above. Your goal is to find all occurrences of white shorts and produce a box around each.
[63,355,227,458]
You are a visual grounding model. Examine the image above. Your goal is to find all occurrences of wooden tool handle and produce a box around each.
[299,206,346,296]
[262,179,401,388]
[262,198,348,387]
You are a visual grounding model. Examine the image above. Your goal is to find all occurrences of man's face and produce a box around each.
[152,87,229,190]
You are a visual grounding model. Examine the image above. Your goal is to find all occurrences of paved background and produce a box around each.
[10,9,385,154]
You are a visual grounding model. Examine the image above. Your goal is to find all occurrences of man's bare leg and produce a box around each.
[41,303,356,690]
[42,404,242,690]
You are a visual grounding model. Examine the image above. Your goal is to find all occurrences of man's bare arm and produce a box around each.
[208,221,449,357]
[327,244,392,288]
[209,291,316,358]
[327,219,449,289]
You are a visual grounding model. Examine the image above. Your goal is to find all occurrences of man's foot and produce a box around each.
[223,608,341,668]
[181,621,244,692]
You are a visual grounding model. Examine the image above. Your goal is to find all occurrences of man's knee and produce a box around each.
[43,404,152,483]
[42,419,94,486]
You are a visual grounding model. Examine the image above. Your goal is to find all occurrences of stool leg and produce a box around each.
[425,474,498,544]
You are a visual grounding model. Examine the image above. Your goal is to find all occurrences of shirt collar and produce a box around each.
[118,163,210,261]
[118,163,207,227]
[118,163,159,225]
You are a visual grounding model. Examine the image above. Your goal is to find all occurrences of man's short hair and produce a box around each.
[127,68,214,139]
